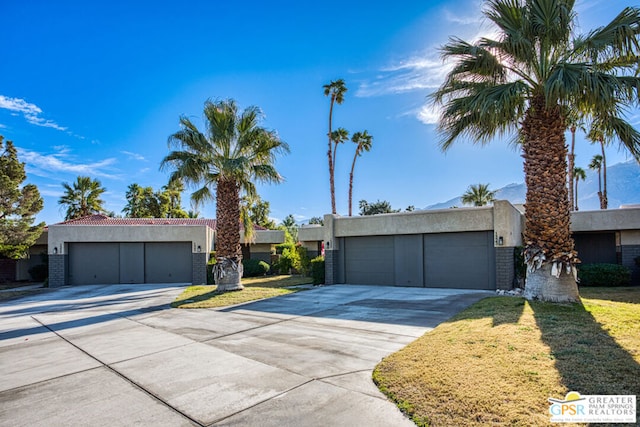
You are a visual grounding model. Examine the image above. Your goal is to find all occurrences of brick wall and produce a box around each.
[192,252,207,285]
[324,250,338,285]
[621,244,640,286]
[48,255,66,287]
[495,247,515,290]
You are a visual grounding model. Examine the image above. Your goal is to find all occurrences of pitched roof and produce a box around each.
[54,214,217,229]
[53,214,268,231]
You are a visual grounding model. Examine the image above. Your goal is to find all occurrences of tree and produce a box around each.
[323,79,347,214]
[348,130,373,216]
[461,183,496,207]
[280,214,298,242]
[572,167,586,211]
[161,99,289,291]
[309,216,324,226]
[565,111,585,211]
[0,136,44,259]
[241,195,276,229]
[431,0,640,302]
[589,154,604,208]
[59,176,106,220]
[405,206,416,212]
[359,199,399,216]
[587,126,609,209]
[162,179,189,218]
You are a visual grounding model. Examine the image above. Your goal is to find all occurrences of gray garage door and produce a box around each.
[341,231,495,289]
[423,231,495,289]
[144,242,192,283]
[68,242,192,285]
[343,236,394,285]
[69,242,120,285]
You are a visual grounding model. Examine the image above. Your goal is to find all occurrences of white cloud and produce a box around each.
[0,95,67,131]
[18,148,118,179]
[416,105,442,125]
[121,150,146,161]
[0,123,6,129]
[356,52,453,98]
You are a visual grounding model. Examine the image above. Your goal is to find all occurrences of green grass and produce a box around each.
[373,287,640,426]
[171,274,313,308]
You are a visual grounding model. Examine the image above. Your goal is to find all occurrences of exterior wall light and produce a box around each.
[498,236,504,246]
[197,245,201,252]
[53,247,58,254]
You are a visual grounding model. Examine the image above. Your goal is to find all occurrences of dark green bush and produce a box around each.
[296,245,310,276]
[242,259,270,277]
[310,256,325,285]
[28,264,48,282]
[275,243,295,255]
[578,263,631,287]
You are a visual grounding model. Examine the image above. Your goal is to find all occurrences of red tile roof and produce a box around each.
[54,214,217,229]
[53,214,268,230]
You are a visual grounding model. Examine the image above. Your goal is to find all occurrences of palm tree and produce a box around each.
[348,130,373,216]
[331,127,350,181]
[161,99,289,291]
[461,183,496,207]
[323,79,347,214]
[431,1,640,302]
[572,167,586,211]
[59,176,106,220]
[565,110,585,211]
[589,154,604,208]
[587,126,610,209]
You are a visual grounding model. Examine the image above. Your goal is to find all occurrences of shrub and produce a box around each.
[296,245,310,276]
[310,256,325,285]
[242,259,270,277]
[578,263,631,287]
[28,264,48,282]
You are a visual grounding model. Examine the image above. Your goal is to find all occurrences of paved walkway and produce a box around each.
[0,283,492,426]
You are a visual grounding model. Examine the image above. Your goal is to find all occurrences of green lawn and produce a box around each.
[373,287,640,426]
[171,274,313,308]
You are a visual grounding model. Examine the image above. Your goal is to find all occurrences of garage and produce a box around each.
[68,242,192,285]
[340,231,495,290]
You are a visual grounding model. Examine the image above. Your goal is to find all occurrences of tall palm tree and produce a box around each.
[572,167,586,211]
[348,130,373,216]
[589,154,604,208]
[323,79,347,214]
[431,1,640,302]
[461,183,496,207]
[565,110,585,211]
[587,126,609,209]
[59,176,106,220]
[161,99,289,291]
[331,127,350,177]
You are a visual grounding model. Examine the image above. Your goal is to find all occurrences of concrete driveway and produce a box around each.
[0,283,491,426]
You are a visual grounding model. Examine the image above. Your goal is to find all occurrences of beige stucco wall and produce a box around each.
[571,208,640,232]
[493,200,525,247]
[298,225,324,242]
[621,230,640,245]
[48,225,212,255]
[240,229,285,245]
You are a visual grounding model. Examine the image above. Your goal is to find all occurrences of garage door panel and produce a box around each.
[119,243,144,284]
[69,243,120,285]
[394,235,423,287]
[344,236,394,285]
[144,242,192,283]
[423,232,494,290]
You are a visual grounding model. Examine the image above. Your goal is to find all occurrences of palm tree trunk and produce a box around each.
[348,151,358,216]
[568,127,576,211]
[328,97,337,215]
[521,96,579,303]
[574,176,579,211]
[600,139,608,209]
[214,178,243,291]
[597,165,603,209]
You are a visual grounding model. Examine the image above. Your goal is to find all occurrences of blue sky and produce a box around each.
[2,0,638,225]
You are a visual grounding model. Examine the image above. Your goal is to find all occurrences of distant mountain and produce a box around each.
[425,160,640,210]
